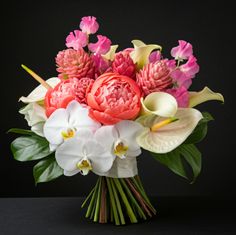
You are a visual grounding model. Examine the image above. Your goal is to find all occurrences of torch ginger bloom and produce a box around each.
[88,35,111,55]
[87,72,141,125]
[80,16,99,35]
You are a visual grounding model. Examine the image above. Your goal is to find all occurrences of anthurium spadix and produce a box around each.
[55,129,115,176]
[44,101,101,151]
[141,92,178,117]
[136,108,203,153]
[19,77,60,103]
[130,40,162,69]
[94,120,143,177]
[189,86,224,107]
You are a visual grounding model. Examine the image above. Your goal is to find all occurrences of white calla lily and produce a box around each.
[189,86,224,107]
[94,120,143,178]
[102,45,119,61]
[19,103,47,136]
[141,92,178,117]
[136,108,203,153]
[19,77,60,103]
[55,129,115,176]
[44,100,101,151]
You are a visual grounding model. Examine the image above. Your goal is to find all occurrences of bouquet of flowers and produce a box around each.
[9,16,224,225]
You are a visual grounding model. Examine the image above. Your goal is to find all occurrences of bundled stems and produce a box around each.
[82,175,156,225]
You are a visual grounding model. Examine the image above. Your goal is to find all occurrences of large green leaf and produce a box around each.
[185,112,213,144]
[8,128,36,136]
[152,144,202,183]
[11,136,51,161]
[33,155,63,184]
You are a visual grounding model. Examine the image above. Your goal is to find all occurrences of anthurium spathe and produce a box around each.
[141,92,178,117]
[136,108,203,153]
[19,77,60,103]
[55,129,115,176]
[43,100,101,151]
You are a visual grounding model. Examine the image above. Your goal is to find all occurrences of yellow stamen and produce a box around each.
[151,117,179,132]
[21,64,52,90]
[61,128,75,140]
[114,141,129,158]
[76,159,92,175]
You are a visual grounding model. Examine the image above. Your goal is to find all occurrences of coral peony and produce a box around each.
[88,35,111,55]
[56,49,95,80]
[87,73,141,125]
[80,16,99,35]
[65,30,88,50]
[136,60,173,96]
[112,52,136,79]
[45,77,94,117]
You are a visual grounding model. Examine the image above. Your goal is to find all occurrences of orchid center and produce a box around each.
[76,157,92,176]
[114,140,129,159]
[151,117,179,132]
[61,128,76,140]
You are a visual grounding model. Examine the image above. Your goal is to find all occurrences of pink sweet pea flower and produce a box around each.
[80,16,99,35]
[65,30,88,50]
[166,86,189,107]
[88,35,111,55]
[92,53,111,77]
[171,40,193,60]
[149,51,161,63]
[171,55,200,89]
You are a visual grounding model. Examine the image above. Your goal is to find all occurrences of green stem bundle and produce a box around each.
[82,175,156,225]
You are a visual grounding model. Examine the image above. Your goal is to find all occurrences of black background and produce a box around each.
[0,0,235,198]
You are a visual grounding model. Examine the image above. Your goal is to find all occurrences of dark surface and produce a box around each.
[0,197,235,235]
[1,0,236,197]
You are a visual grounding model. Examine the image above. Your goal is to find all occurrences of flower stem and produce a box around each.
[81,187,95,208]
[94,177,102,222]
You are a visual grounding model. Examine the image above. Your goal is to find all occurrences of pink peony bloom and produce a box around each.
[92,53,111,77]
[88,35,111,55]
[171,55,200,89]
[45,77,94,117]
[149,51,161,63]
[171,40,193,60]
[65,30,88,50]
[166,86,189,107]
[87,72,141,125]
[80,16,99,35]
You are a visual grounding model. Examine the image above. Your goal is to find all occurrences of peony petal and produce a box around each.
[189,86,224,107]
[141,92,178,117]
[130,40,162,69]
[102,45,119,61]
[104,157,138,178]
[136,108,203,153]
[19,77,60,103]
[43,109,69,146]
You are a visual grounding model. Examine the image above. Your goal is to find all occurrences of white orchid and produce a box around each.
[19,77,60,103]
[55,129,115,176]
[44,101,101,151]
[94,120,143,178]
[19,103,47,136]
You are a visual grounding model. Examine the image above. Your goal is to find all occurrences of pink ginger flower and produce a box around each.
[80,16,99,34]
[171,40,193,60]
[65,30,88,50]
[88,35,111,55]
[171,55,200,89]
[166,86,189,107]
[149,51,161,63]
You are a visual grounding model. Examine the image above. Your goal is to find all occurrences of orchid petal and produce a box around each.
[130,40,162,69]
[64,169,80,176]
[136,108,203,153]
[102,45,119,61]
[189,87,224,107]
[19,77,60,103]
[141,92,178,117]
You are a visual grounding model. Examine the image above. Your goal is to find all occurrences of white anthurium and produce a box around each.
[55,129,115,176]
[189,86,224,107]
[141,92,178,118]
[19,102,47,136]
[94,120,143,178]
[136,108,203,153]
[43,100,101,151]
[130,40,162,69]
[19,77,60,103]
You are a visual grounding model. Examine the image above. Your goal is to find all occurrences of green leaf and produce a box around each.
[11,136,51,161]
[33,155,63,184]
[151,144,202,183]
[185,112,214,144]
[8,128,36,136]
